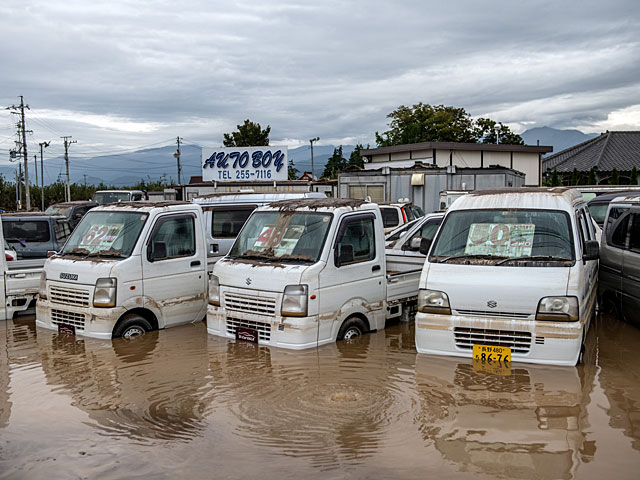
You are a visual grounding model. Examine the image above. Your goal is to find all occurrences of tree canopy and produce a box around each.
[375,103,523,147]
[223,119,270,147]
[347,144,366,169]
[321,146,347,179]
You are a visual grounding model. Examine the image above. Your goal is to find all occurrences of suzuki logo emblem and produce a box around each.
[487,300,497,308]
[246,277,252,286]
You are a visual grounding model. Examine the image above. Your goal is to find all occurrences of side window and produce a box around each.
[629,214,640,252]
[380,208,400,228]
[335,216,375,265]
[54,221,71,243]
[132,193,142,201]
[609,214,630,249]
[148,215,196,261]
[576,210,589,248]
[211,207,256,238]
[405,219,441,251]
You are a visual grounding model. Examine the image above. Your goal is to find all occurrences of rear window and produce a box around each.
[380,207,400,228]
[211,207,255,238]
[3,220,51,243]
[587,202,609,226]
[54,220,71,243]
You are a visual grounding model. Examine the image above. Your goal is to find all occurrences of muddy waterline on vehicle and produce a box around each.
[0,313,639,479]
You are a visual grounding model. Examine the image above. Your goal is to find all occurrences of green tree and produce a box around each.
[288,159,299,180]
[550,168,562,187]
[609,167,620,185]
[375,103,523,147]
[223,119,270,147]
[321,146,347,179]
[587,167,597,185]
[570,168,580,186]
[630,166,638,185]
[347,144,366,168]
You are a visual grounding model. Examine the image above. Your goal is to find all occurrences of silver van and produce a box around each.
[599,193,640,326]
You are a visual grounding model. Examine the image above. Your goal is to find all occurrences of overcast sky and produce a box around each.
[1,0,639,165]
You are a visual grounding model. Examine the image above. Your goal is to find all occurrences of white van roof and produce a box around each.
[193,192,325,206]
[261,197,377,214]
[609,192,640,205]
[449,187,584,212]
[94,201,198,213]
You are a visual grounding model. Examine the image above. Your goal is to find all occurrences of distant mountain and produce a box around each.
[0,144,356,186]
[521,127,598,155]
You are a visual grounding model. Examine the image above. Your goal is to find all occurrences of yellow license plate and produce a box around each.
[472,344,511,376]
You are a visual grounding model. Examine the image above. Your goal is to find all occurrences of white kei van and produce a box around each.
[415,187,599,366]
[192,192,325,270]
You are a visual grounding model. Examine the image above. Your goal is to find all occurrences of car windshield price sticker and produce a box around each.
[465,223,535,257]
[80,224,123,252]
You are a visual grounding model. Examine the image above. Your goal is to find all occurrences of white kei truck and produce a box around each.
[36,202,208,339]
[0,217,45,320]
[415,187,599,366]
[207,198,423,349]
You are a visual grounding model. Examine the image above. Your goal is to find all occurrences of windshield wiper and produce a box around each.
[495,255,573,265]
[437,254,508,264]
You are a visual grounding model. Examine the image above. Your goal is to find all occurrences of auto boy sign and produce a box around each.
[202,146,288,182]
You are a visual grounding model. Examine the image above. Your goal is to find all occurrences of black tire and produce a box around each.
[113,315,153,339]
[337,317,367,341]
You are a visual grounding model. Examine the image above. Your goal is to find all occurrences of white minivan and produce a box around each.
[415,187,599,366]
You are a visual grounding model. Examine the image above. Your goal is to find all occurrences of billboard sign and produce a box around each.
[202,146,288,182]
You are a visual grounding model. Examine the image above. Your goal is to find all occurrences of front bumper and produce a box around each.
[414,312,584,366]
[207,304,326,350]
[36,298,127,340]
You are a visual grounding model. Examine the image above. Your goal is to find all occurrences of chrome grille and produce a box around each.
[226,317,271,341]
[224,292,276,316]
[50,285,90,307]
[455,309,530,319]
[51,309,85,329]
[454,327,532,354]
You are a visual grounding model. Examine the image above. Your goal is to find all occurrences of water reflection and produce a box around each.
[36,324,214,443]
[415,353,594,479]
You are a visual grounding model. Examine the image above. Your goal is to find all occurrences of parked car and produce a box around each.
[1,213,71,259]
[92,189,149,205]
[386,212,445,272]
[599,193,640,327]
[45,200,98,230]
[379,201,425,234]
[207,198,423,349]
[415,187,599,366]
[36,201,208,339]
[587,191,640,227]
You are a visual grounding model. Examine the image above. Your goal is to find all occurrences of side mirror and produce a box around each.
[336,244,354,267]
[419,238,433,256]
[149,241,167,262]
[410,237,422,250]
[583,239,599,262]
[47,250,58,258]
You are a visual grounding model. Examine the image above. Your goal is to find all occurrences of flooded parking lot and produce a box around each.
[1,313,639,479]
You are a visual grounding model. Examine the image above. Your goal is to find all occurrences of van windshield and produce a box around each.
[430,209,575,266]
[228,211,332,263]
[93,192,132,205]
[62,211,148,258]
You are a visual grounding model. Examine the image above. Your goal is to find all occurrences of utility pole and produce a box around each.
[17,164,23,210]
[61,136,76,202]
[39,141,50,211]
[34,155,38,200]
[173,136,182,185]
[83,174,87,187]
[309,137,319,180]
[6,96,33,209]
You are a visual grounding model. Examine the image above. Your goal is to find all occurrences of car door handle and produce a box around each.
[372,265,381,272]
[191,260,201,267]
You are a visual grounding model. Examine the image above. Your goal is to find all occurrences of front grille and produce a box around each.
[224,292,276,316]
[454,327,532,354]
[455,309,530,319]
[50,285,90,307]
[226,317,271,342]
[51,309,86,329]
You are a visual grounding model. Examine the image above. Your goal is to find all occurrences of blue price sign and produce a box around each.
[202,146,288,182]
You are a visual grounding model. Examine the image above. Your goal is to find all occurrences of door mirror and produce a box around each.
[583,240,599,261]
[149,241,167,262]
[410,237,422,250]
[419,238,433,256]
[336,244,354,267]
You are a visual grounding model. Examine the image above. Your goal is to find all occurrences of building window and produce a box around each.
[349,185,384,202]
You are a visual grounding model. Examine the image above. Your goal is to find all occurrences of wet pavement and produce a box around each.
[1,313,639,479]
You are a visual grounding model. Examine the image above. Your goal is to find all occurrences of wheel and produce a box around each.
[113,315,153,339]
[337,317,367,341]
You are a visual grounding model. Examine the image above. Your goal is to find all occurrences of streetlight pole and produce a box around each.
[39,141,50,211]
[309,137,319,180]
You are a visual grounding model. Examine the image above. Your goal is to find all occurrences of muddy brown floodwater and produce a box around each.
[1,313,639,479]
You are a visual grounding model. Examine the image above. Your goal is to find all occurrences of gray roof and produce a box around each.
[542,131,640,173]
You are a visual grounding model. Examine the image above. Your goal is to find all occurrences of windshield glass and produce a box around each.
[44,206,72,216]
[62,211,148,258]
[430,209,574,265]
[93,192,132,205]
[3,220,50,243]
[588,203,609,226]
[228,211,332,263]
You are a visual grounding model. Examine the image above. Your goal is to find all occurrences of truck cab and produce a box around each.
[36,201,208,339]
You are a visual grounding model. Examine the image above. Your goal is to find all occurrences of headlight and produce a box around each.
[39,272,47,300]
[536,296,579,322]
[418,289,451,314]
[209,274,220,306]
[281,284,308,317]
[93,277,117,308]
